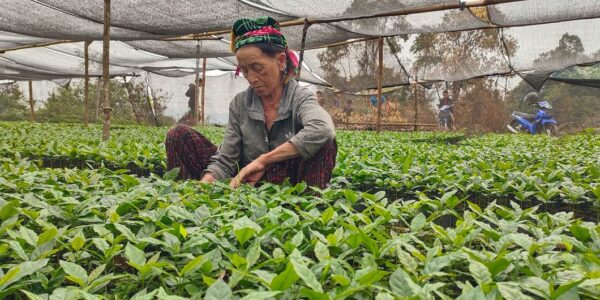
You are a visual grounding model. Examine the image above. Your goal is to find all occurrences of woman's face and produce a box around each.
[236,45,286,99]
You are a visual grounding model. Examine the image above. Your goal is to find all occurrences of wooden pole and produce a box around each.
[413,74,418,132]
[101,0,111,141]
[376,37,384,133]
[83,41,90,127]
[28,81,35,122]
[201,57,207,125]
[194,50,200,126]
[95,78,101,122]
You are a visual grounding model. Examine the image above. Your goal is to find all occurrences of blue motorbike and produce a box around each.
[507,100,559,136]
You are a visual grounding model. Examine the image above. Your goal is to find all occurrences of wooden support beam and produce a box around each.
[28,81,35,122]
[101,0,111,141]
[201,57,207,125]
[376,37,384,133]
[83,41,90,126]
[413,74,418,132]
[194,51,200,126]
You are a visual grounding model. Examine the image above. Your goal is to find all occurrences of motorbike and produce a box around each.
[438,104,453,131]
[507,101,558,136]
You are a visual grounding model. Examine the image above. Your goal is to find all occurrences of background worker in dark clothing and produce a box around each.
[181,78,203,124]
[438,90,455,129]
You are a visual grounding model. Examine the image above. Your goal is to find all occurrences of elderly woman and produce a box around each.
[165,17,337,189]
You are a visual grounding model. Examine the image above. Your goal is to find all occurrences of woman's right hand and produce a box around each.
[200,173,216,184]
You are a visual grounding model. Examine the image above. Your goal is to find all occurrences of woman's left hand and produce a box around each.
[230,157,267,188]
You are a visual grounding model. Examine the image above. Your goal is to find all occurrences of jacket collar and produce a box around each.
[245,79,298,122]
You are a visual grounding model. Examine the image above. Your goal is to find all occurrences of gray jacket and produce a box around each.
[205,80,335,180]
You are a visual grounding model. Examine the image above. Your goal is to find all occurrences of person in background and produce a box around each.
[165,16,337,189]
[438,90,455,129]
[342,99,353,122]
[333,91,342,109]
[182,78,203,125]
[315,90,325,107]
[370,93,386,120]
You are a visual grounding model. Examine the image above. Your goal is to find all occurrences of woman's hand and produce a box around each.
[200,172,216,184]
[230,157,268,188]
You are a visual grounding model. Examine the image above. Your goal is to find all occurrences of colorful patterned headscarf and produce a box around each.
[231,16,299,77]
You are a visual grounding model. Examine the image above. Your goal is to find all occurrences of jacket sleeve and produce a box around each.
[288,90,335,159]
[204,94,243,180]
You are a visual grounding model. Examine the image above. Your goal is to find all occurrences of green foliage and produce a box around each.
[0,83,28,121]
[0,123,598,298]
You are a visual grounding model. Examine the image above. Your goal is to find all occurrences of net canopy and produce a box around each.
[1,0,600,92]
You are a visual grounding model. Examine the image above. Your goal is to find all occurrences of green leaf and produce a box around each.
[410,213,426,231]
[0,259,48,291]
[497,282,531,300]
[295,181,307,193]
[19,226,38,247]
[180,255,205,277]
[487,257,510,278]
[246,241,261,268]
[344,189,358,204]
[240,291,281,300]
[163,167,180,181]
[252,270,276,286]
[456,285,486,300]
[270,263,299,291]
[125,243,146,267]
[205,280,233,300]
[37,227,58,245]
[178,224,187,239]
[114,223,137,242]
[314,241,330,262]
[375,292,395,300]
[59,260,88,287]
[289,249,323,293]
[519,277,550,299]
[70,232,85,251]
[300,288,330,300]
[469,260,492,285]
[290,231,304,247]
[321,207,334,224]
[569,225,590,242]
[232,216,261,246]
[0,200,19,221]
[131,289,158,300]
[20,290,46,300]
[552,279,584,300]
[331,274,350,286]
[390,268,419,297]
[88,264,106,283]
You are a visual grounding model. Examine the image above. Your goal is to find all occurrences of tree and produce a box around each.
[533,33,587,67]
[508,34,600,131]
[0,83,28,121]
[36,79,174,125]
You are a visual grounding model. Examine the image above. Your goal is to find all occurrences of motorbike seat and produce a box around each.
[513,111,535,120]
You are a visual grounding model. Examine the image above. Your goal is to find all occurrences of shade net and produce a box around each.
[1,0,600,93]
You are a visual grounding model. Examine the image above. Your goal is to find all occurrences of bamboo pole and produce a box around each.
[376,37,384,133]
[194,44,200,126]
[28,81,35,122]
[101,0,111,141]
[413,75,418,132]
[95,78,101,122]
[201,57,207,125]
[83,41,90,127]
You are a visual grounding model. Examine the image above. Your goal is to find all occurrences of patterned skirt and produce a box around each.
[165,125,337,189]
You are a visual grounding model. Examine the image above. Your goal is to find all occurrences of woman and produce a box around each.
[165,17,337,189]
